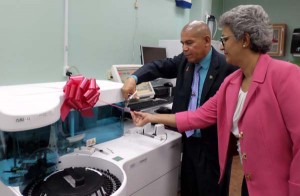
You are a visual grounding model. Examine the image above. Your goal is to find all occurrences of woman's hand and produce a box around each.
[130,111,152,126]
[130,111,177,128]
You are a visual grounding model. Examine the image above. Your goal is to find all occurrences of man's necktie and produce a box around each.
[186,65,201,137]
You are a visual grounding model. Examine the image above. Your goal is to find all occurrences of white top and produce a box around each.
[231,88,247,163]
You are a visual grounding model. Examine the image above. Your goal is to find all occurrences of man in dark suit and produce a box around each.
[122,21,237,196]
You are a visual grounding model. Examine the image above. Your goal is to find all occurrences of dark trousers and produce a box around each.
[180,136,232,196]
[241,177,249,196]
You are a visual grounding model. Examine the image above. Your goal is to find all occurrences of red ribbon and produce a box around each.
[60,75,100,121]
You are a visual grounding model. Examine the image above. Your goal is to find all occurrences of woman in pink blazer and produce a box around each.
[131,5,300,196]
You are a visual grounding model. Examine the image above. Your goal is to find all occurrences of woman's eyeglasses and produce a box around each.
[220,35,233,47]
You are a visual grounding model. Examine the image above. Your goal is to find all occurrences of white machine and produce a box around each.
[0,80,181,196]
[110,64,155,99]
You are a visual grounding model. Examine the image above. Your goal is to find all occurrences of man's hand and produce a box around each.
[121,77,137,100]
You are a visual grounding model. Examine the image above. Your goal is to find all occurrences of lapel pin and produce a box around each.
[209,75,213,79]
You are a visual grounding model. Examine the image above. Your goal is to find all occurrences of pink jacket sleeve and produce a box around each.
[276,64,300,195]
[175,93,218,133]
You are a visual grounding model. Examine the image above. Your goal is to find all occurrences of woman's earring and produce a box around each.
[243,44,246,47]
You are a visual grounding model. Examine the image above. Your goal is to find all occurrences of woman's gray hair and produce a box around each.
[219,5,273,53]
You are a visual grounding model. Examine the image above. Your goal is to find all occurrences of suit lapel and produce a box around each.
[201,66,218,103]
[200,50,219,104]
[226,71,243,127]
[240,83,258,118]
[181,62,194,108]
[184,62,195,91]
[239,54,270,118]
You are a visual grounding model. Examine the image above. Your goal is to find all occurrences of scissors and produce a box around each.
[125,90,137,108]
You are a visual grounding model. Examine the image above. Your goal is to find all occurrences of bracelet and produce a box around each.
[129,75,138,83]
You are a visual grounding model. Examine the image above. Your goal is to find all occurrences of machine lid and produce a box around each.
[0,80,124,131]
[0,93,61,131]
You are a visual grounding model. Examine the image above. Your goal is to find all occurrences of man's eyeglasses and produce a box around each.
[220,35,233,47]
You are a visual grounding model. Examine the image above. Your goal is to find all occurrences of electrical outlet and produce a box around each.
[134,0,139,8]
[107,70,113,80]
[63,65,70,77]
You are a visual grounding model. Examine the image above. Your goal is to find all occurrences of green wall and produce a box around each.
[68,0,190,81]
[0,0,64,85]
[2,0,299,85]
[190,0,212,21]
[0,0,192,85]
